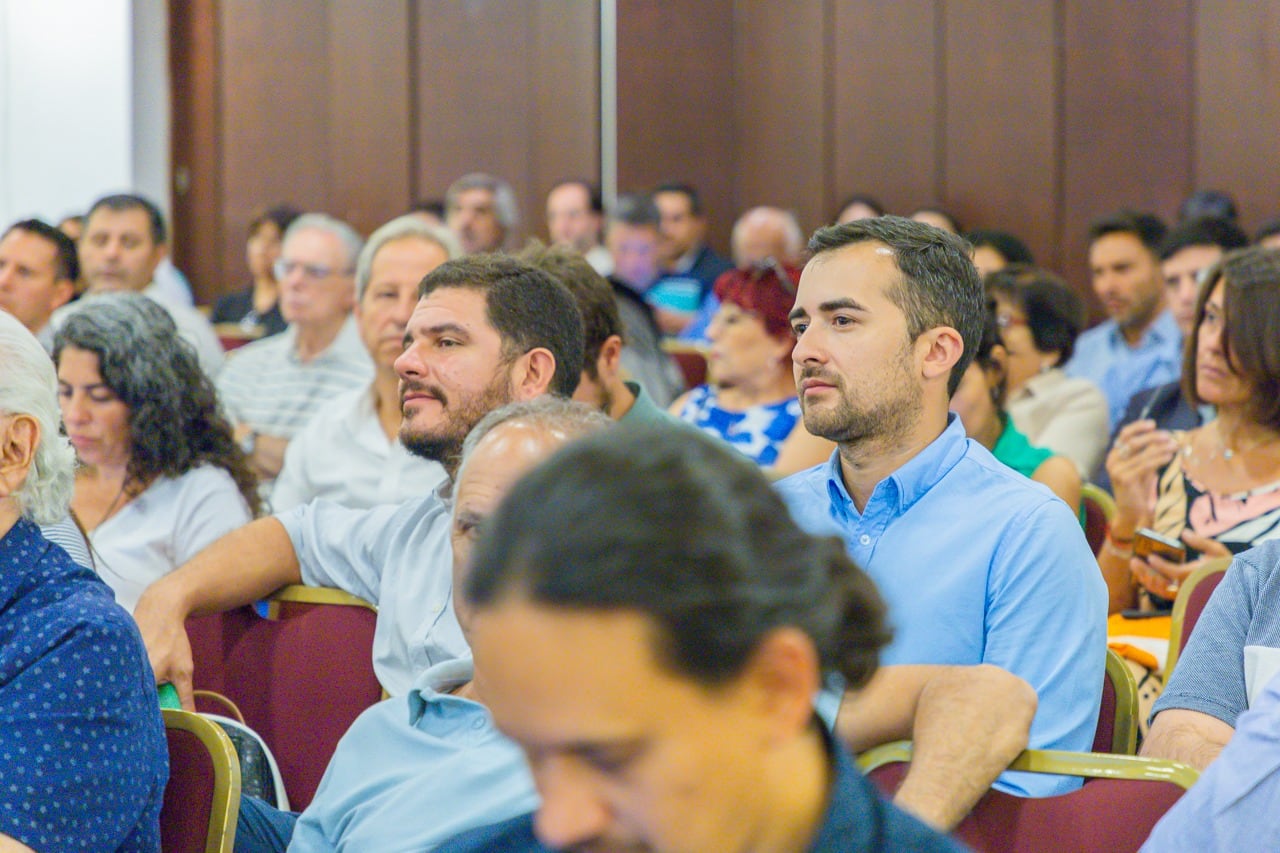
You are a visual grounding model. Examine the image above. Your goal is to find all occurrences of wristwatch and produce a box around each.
[240,430,258,456]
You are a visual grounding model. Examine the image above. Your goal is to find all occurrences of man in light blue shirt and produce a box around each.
[1064,210,1182,427]
[778,216,1107,798]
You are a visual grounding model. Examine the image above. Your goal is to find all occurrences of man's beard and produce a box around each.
[797,346,922,447]
[400,371,515,475]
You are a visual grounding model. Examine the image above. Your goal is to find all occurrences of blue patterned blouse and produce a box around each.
[676,385,801,467]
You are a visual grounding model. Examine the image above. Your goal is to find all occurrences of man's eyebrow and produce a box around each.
[817,297,867,314]
[404,321,471,347]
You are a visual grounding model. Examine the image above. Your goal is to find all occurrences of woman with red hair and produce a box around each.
[670,262,832,476]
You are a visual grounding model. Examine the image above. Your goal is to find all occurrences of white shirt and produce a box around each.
[279,486,466,696]
[271,384,447,513]
[88,466,252,613]
[141,284,224,376]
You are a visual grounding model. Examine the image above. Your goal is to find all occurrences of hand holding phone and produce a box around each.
[1133,528,1187,564]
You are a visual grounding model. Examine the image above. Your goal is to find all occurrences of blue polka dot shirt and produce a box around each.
[0,517,168,851]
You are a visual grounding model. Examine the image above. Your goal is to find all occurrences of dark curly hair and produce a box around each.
[53,293,262,515]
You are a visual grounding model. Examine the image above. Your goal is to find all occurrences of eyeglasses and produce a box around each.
[995,313,1028,330]
[272,258,351,282]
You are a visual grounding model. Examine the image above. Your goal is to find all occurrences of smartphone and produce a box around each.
[1133,528,1186,564]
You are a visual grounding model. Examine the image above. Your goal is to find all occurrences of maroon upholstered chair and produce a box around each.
[185,586,380,810]
[161,708,240,853]
[860,743,1196,853]
[1094,648,1138,755]
[1166,557,1231,675]
[661,341,708,390]
[1080,484,1115,556]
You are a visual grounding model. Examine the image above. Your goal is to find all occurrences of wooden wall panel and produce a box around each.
[616,0,735,251]
[1060,0,1194,296]
[529,0,599,242]
[219,0,332,290]
[732,0,827,237]
[943,0,1059,268]
[831,0,940,219]
[326,1,412,235]
[1194,1,1280,233]
[168,0,221,302]
[413,1,597,245]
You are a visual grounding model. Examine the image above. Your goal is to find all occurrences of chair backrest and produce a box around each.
[1166,556,1231,675]
[859,742,1197,853]
[162,708,241,853]
[1080,483,1116,555]
[661,340,708,389]
[1094,648,1139,754]
[211,585,380,810]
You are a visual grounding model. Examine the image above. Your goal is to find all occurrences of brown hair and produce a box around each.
[1182,246,1280,430]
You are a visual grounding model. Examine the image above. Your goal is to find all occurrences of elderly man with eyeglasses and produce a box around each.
[216,213,373,486]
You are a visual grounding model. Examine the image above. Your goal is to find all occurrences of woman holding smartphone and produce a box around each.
[1101,247,1280,615]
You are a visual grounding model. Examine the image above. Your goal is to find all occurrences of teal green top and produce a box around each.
[992,415,1053,479]
[993,416,1086,527]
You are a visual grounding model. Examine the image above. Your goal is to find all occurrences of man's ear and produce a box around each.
[917,326,964,384]
[512,348,558,400]
[742,627,822,745]
[599,335,623,378]
[0,415,39,498]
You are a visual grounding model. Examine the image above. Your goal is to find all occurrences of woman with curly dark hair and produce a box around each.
[54,293,259,612]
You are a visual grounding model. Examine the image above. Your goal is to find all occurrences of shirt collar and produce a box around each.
[671,244,702,274]
[1106,308,1181,351]
[406,655,476,724]
[823,415,969,519]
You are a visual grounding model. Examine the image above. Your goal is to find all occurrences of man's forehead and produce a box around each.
[284,227,342,258]
[798,242,899,299]
[413,286,492,327]
[85,208,152,237]
[455,188,494,209]
[0,229,56,260]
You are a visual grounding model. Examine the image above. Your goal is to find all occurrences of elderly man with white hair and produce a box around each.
[271,216,460,510]
[0,312,168,852]
[445,173,520,255]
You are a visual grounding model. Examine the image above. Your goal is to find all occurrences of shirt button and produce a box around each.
[859,534,871,546]
[472,718,485,730]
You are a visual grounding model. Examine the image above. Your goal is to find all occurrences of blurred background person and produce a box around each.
[211,204,301,340]
[950,303,1082,515]
[965,228,1035,278]
[986,265,1109,477]
[1101,248,1280,615]
[835,193,885,224]
[671,262,832,475]
[909,205,961,234]
[545,178,610,276]
[54,293,258,612]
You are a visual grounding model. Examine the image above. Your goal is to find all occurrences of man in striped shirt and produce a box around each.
[216,213,373,489]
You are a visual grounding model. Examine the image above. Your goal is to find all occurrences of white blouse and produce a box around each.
[88,466,252,613]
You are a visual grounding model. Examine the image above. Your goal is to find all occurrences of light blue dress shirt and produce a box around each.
[289,657,537,852]
[776,416,1107,797]
[1063,309,1183,428]
[277,484,467,697]
[1141,667,1280,851]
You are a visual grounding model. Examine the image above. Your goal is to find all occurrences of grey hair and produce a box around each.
[355,215,462,300]
[283,213,365,272]
[731,206,806,265]
[0,312,76,524]
[446,173,521,231]
[457,398,611,485]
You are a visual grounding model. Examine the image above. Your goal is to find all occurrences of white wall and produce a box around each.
[0,0,169,227]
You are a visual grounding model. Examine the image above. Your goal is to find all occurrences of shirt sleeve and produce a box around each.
[984,498,1109,795]
[170,468,254,567]
[1153,554,1256,726]
[1140,668,1280,852]
[276,499,407,605]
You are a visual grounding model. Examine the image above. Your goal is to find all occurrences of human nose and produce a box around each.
[61,392,89,424]
[791,323,823,367]
[531,758,613,850]
[393,341,423,382]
